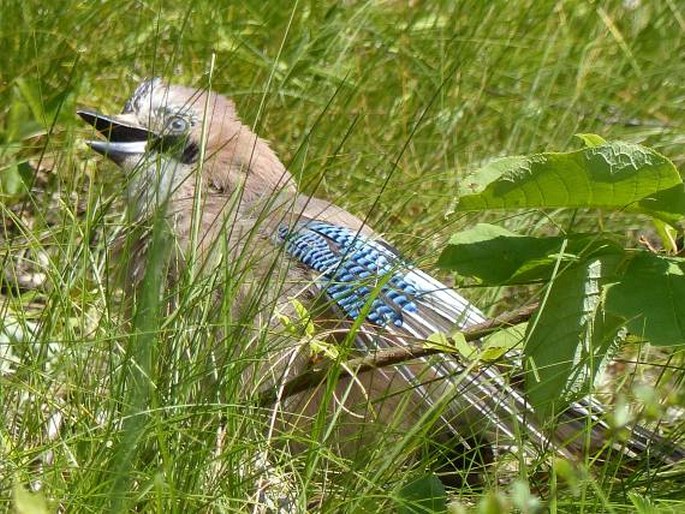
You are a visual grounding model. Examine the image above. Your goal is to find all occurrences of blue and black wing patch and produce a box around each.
[276,221,483,333]
[276,221,419,327]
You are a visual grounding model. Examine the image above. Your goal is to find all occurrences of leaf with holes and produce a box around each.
[457,140,684,224]
[524,255,624,415]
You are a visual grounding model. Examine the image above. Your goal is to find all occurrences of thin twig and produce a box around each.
[258,302,538,406]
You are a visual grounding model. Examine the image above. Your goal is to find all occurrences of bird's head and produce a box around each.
[78,78,295,217]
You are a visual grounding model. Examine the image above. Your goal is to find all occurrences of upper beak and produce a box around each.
[77,110,154,164]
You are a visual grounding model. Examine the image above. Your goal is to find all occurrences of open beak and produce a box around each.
[77,110,154,164]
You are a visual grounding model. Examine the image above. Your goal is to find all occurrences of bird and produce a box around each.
[77,78,683,487]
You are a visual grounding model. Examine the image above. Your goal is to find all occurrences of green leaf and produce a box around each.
[438,223,623,285]
[525,256,624,415]
[6,83,46,141]
[1,159,33,200]
[457,142,683,219]
[636,183,685,226]
[438,224,566,284]
[651,218,679,254]
[627,491,659,514]
[1,162,25,197]
[396,473,447,514]
[477,491,510,514]
[553,459,582,497]
[13,483,49,514]
[14,78,47,123]
[427,331,474,359]
[481,323,527,361]
[605,252,685,346]
[509,480,542,513]
[574,133,607,148]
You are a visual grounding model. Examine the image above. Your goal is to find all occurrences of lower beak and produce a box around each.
[77,110,154,164]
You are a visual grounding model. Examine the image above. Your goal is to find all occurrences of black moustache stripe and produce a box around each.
[149,135,199,164]
[181,142,199,164]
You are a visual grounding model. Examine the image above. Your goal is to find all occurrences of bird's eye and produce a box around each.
[167,116,189,134]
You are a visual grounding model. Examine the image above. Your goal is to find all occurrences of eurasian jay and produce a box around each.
[78,78,682,484]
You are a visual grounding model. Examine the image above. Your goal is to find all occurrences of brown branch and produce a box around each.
[258,302,538,407]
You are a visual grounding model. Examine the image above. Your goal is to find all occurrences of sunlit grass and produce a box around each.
[2,0,684,512]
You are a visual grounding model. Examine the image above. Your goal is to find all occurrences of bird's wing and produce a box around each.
[275,218,685,465]
[275,219,557,455]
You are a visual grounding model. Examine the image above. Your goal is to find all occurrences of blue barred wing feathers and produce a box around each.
[276,220,484,336]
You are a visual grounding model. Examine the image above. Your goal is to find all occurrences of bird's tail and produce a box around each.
[355,265,683,468]
[277,218,683,469]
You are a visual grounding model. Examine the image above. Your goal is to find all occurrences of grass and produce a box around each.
[1,0,685,512]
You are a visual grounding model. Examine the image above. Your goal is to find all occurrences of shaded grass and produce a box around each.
[2,0,685,512]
